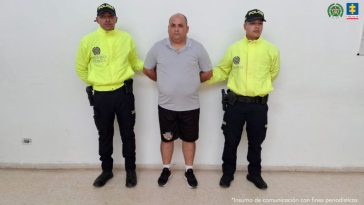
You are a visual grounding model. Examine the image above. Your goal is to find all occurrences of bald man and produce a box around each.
[143,13,212,188]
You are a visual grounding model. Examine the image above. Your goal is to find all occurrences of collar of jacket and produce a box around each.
[97,27,117,36]
[243,36,263,44]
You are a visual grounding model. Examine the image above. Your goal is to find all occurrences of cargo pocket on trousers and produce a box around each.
[93,107,101,131]
[221,111,228,132]
[130,93,136,127]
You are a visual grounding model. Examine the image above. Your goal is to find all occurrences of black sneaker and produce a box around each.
[93,171,113,187]
[219,174,234,188]
[126,170,137,188]
[158,168,171,187]
[184,169,198,188]
[246,174,268,190]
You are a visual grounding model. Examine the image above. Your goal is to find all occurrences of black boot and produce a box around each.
[219,174,234,188]
[93,171,113,187]
[126,170,137,188]
[246,174,268,190]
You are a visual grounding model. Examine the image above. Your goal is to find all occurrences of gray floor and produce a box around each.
[0,169,363,205]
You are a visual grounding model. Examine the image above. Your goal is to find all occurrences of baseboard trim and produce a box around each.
[0,163,363,173]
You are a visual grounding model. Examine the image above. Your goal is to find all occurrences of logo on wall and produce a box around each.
[328,3,344,17]
[346,3,359,20]
[92,47,101,55]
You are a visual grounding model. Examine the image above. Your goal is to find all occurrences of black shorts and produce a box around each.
[158,106,200,142]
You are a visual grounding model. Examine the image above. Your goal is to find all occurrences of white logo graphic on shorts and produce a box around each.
[162,132,173,141]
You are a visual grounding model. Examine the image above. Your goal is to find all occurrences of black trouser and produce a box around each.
[93,86,136,172]
[221,101,268,176]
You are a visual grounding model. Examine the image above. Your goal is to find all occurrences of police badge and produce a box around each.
[233,56,240,65]
[92,47,101,55]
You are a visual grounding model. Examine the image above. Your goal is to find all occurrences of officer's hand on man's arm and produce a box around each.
[143,67,157,81]
[200,70,212,82]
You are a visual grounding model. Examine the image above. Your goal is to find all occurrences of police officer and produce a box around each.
[209,9,280,189]
[75,3,143,188]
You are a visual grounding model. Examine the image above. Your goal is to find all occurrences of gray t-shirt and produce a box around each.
[144,38,212,111]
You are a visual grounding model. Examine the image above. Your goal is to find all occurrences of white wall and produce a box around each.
[1,0,363,169]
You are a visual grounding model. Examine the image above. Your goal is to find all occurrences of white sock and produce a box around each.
[163,164,171,169]
[185,165,193,171]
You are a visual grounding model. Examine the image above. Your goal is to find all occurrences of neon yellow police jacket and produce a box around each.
[209,37,280,97]
[76,27,143,91]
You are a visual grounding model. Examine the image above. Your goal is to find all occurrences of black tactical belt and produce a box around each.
[236,95,268,104]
